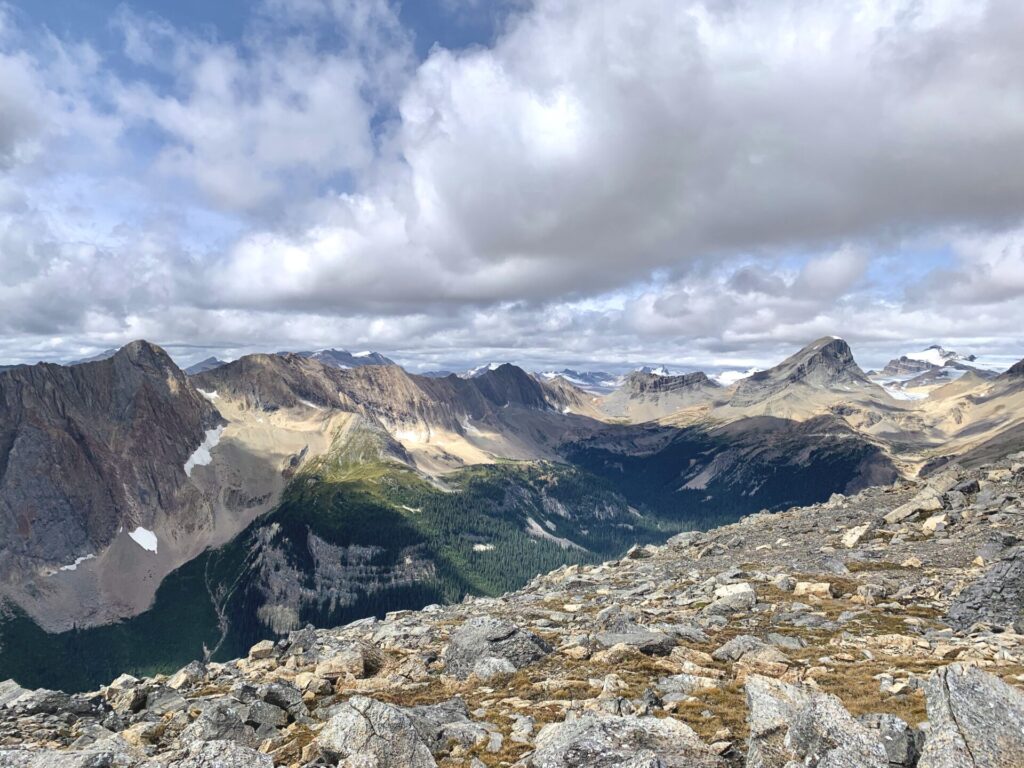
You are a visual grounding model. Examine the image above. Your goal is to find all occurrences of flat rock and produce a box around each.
[526,713,725,767]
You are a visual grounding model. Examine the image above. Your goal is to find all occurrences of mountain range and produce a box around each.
[1,336,1023,693]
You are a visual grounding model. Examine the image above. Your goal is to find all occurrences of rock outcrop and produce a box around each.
[2,454,1024,766]
[0,341,224,629]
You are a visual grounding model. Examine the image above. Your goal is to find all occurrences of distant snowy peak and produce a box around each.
[874,345,997,382]
[904,345,976,367]
[636,365,672,377]
[461,362,508,378]
[539,369,622,393]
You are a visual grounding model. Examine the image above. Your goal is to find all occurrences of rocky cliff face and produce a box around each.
[0,342,224,627]
[3,452,1023,766]
[731,337,876,407]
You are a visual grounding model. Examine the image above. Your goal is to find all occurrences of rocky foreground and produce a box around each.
[3,455,1024,767]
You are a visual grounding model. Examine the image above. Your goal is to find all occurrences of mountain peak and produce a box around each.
[731,336,870,406]
[1004,358,1024,379]
[111,340,178,373]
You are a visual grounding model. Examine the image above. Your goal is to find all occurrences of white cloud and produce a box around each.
[1,0,1024,372]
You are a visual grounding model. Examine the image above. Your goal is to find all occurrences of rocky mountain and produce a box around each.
[291,349,396,369]
[0,342,231,630]
[598,371,722,421]
[730,337,875,406]
[67,348,120,366]
[184,357,227,375]
[875,355,937,378]
[2,453,1023,766]
[538,370,621,394]
[636,365,672,376]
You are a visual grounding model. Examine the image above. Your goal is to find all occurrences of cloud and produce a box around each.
[111,0,413,212]
[1,0,1024,371]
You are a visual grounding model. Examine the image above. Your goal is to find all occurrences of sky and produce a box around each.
[1,0,1024,374]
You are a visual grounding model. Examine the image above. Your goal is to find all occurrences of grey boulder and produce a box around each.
[443,616,551,680]
[918,664,1024,767]
[745,674,889,767]
[317,696,436,768]
[526,713,725,767]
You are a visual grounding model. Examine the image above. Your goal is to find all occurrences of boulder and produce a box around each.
[402,697,493,756]
[166,660,206,691]
[0,737,145,767]
[248,639,276,660]
[858,713,919,766]
[793,581,837,599]
[0,680,28,709]
[317,696,436,768]
[712,635,768,662]
[918,664,1024,767]
[443,617,551,680]
[314,642,384,680]
[884,489,943,524]
[527,713,725,767]
[745,675,889,767]
[948,546,1024,632]
[179,701,258,749]
[705,583,756,614]
[594,631,675,656]
[841,523,872,549]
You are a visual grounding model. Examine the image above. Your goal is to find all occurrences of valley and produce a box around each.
[1,337,1022,693]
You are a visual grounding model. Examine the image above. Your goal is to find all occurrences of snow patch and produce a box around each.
[525,517,584,550]
[196,389,219,401]
[184,426,224,477]
[400,505,422,513]
[128,527,158,553]
[353,350,372,358]
[472,543,495,552]
[59,554,95,572]
[298,399,323,410]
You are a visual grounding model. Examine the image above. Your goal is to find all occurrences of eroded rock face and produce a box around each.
[0,341,225,630]
[919,664,1024,767]
[527,713,726,768]
[443,616,552,680]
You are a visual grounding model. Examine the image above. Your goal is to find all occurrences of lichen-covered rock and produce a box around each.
[172,740,273,768]
[317,696,436,768]
[705,583,756,614]
[402,697,494,756]
[948,546,1024,632]
[745,675,888,767]
[526,713,725,767]
[443,616,551,680]
[179,702,257,749]
[918,664,1024,767]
